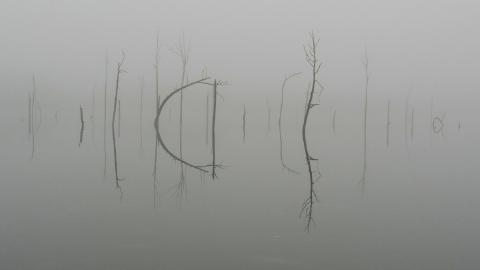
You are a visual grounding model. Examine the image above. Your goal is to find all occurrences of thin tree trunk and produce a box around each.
[79,106,85,146]
[332,109,336,134]
[211,80,217,179]
[278,72,301,173]
[139,77,144,153]
[206,94,209,145]
[386,100,390,147]
[242,105,246,143]
[112,51,126,200]
[361,50,369,193]
[104,54,108,177]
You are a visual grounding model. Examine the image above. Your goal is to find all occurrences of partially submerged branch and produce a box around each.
[154,77,212,174]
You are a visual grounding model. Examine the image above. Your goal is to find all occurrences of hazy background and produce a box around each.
[1,0,480,269]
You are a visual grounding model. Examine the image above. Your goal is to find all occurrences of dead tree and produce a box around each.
[300,32,324,231]
[90,88,96,145]
[79,106,85,146]
[386,100,391,147]
[173,35,190,181]
[411,108,415,140]
[278,72,301,174]
[139,77,145,154]
[117,99,121,138]
[242,105,247,143]
[332,109,336,134]
[154,77,212,174]
[360,49,370,194]
[211,80,218,179]
[206,94,209,145]
[112,51,126,200]
[266,99,271,134]
[103,53,108,177]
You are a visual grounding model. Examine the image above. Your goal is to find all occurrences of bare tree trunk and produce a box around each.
[411,108,415,140]
[266,99,271,134]
[91,88,96,146]
[211,80,217,179]
[174,35,189,182]
[278,72,301,174]
[104,54,108,177]
[386,100,391,147]
[242,105,246,143]
[154,77,211,174]
[79,106,85,146]
[139,77,144,154]
[112,51,126,200]
[206,94,209,145]
[117,99,121,138]
[28,95,32,135]
[360,49,369,194]
[332,109,336,134]
[300,32,323,231]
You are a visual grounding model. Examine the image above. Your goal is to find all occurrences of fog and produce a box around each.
[1,0,480,269]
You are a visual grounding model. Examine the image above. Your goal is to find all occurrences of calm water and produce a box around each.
[1,82,479,270]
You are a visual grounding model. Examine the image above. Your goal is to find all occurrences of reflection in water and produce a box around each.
[300,33,323,231]
[138,77,144,155]
[154,78,211,174]
[103,53,108,177]
[153,132,159,207]
[266,99,271,134]
[90,89,96,146]
[242,105,246,143]
[28,75,41,159]
[152,37,161,207]
[360,50,370,194]
[173,35,190,184]
[386,100,391,147]
[205,93,209,145]
[332,109,336,134]
[411,108,415,140]
[112,51,126,201]
[211,80,218,179]
[278,72,301,174]
[117,99,121,138]
[404,89,412,147]
[433,115,445,135]
[79,106,85,147]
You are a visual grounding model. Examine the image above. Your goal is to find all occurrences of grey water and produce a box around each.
[1,1,480,269]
